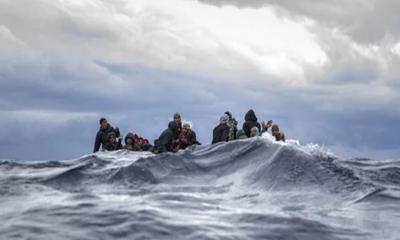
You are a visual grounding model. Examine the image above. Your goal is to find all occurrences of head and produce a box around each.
[225,111,232,119]
[220,114,229,125]
[125,133,134,145]
[182,123,191,134]
[271,124,280,137]
[99,118,108,129]
[108,132,116,143]
[139,138,144,145]
[126,137,133,145]
[250,127,260,137]
[173,112,182,125]
[168,121,179,134]
[245,109,257,121]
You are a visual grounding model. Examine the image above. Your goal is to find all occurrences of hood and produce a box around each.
[245,109,257,122]
[220,114,229,124]
[125,132,135,144]
[168,121,179,133]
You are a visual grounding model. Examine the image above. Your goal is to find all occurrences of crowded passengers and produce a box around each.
[93,110,286,154]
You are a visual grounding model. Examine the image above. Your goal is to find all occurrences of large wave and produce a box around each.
[1,134,399,240]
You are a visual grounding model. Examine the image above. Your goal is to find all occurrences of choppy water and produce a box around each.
[1,135,399,240]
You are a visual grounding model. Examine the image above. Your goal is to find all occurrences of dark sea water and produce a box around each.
[1,135,399,240]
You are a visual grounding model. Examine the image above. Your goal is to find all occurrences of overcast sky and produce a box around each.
[0,0,399,160]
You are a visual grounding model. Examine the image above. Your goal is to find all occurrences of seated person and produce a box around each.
[140,139,153,151]
[225,111,238,141]
[243,109,261,137]
[236,129,248,139]
[123,133,141,151]
[250,127,261,137]
[176,123,200,150]
[212,114,230,144]
[271,124,286,142]
[104,132,122,151]
[93,118,116,152]
[154,121,180,153]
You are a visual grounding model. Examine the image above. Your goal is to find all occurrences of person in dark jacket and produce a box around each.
[155,121,180,153]
[123,133,141,151]
[271,124,286,142]
[212,114,230,144]
[104,132,122,151]
[225,111,238,141]
[173,112,183,130]
[242,109,261,137]
[93,118,115,152]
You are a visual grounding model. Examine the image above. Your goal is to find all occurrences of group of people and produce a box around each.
[93,118,152,152]
[93,110,286,154]
[212,110,285,144]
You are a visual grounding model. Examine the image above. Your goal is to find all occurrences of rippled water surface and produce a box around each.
[1,136,399,240]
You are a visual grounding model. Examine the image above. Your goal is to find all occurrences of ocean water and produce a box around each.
[0,135,399,240]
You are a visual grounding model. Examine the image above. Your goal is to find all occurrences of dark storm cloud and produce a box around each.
[0,0,399,160]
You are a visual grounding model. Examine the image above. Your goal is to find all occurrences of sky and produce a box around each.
[0,0,399,161]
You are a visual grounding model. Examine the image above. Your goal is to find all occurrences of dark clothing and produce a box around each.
[212,123,230,144]
[243,110,261,138]
[274,132,286,142]
[123,133,142,151]
[104,141,122,151]
[176,129,201,150]
[93,124,115,153]
[122,144,141,151]
[156,121,179,153]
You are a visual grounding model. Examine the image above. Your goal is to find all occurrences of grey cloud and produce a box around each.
[197,0,400,44]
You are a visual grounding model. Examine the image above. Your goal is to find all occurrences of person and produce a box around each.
[93,118,116,153]
[173,112,183,132]
[104,132,122,151]
[236,129,248,139]
[155,121,180,153]
[140,139,153,151]
[243,109,261,137]
[250,127,261,137]
[225,111,238,141]
[262,120,273,133]
[212,114,230,144]
[176,123,200,150]
[271,124,286,142]
[123,133,141,151]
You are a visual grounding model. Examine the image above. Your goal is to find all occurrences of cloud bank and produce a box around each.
[0,0,399,160]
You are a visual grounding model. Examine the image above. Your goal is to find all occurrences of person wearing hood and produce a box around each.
[123,133,141,151]
[243,109,261,138]
[93,118,116,153]
[176,123,201,150]
[212,114,230,144]
[271,124,286,142]
[104,132,122,151]
[155,121,180,153]
[225,111,238,141]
